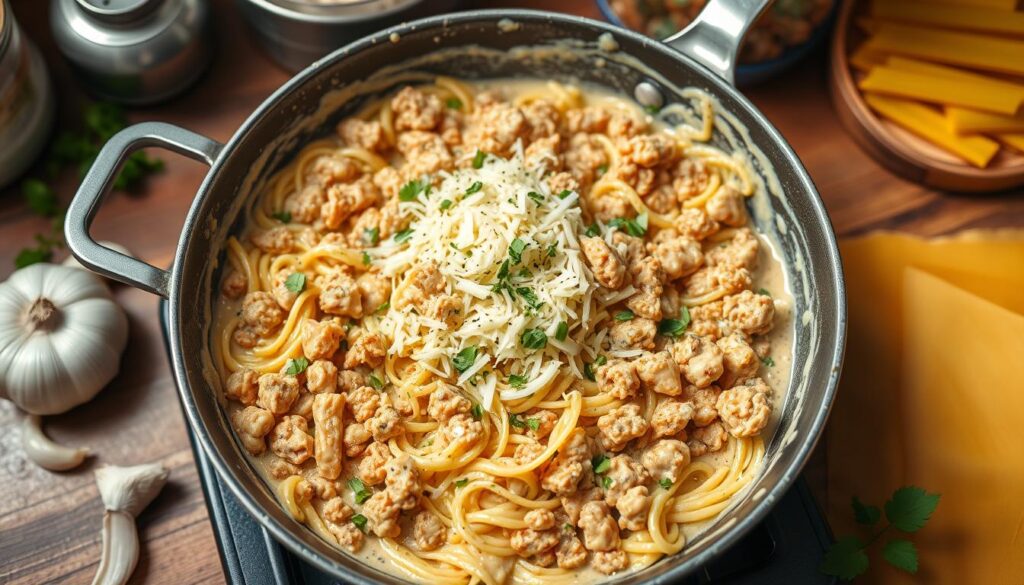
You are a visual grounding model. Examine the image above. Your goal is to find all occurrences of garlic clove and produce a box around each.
[91,463,169,585]
[92,511,139,585]
[21,414,89,471]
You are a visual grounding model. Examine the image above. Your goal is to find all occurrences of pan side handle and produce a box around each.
[65,122,223,298]
[664,0,772,87]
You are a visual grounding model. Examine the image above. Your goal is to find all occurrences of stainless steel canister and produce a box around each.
[0,0,55,189]
[50,0,213,105]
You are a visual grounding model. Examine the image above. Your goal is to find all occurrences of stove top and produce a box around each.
[160,300,836,585]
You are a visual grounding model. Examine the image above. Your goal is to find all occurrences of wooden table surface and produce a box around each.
[1,0,1021,583]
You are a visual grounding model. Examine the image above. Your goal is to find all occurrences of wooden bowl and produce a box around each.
[829,0,1024,193]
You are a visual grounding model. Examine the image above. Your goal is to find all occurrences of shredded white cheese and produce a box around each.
[375,151,603,408]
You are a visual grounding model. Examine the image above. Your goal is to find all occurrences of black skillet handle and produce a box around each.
[664,0,773,87]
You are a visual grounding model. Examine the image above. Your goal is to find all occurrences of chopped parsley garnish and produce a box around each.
[515,287,543,310]
[348,478,372,504]
[440,199,453,211]
[525,418,541,431]
[284,272,306,293]
[496,259,511,280]
[284,357,309,376]
[368,374,384,390]
[471,403,484,420]
[509,238,527,264]
[602,476,613,489]
[446,97,463,110]
[546,243,557,257]
[615,310,635,321]
[659,478,673,490]
[584,223,601,237]
[454,478,469,488]
[557,189,573,199]
[271,210,291,223]
[583,355,607,382]
[464,181,483,196]
[761,356,775,367]
[394,228,414,244]
[351,514,368,531]
[555,321,568,341]
[563,523,574,532]
[520,328,547,350]
[472,149,487,169]
[596,163,608,176]
[363,226,380,245]
[375,301,390,314]
[658,306,691,338]
[509,414,527,429]
[644,104,661,115]
[508,374,528,389]
[517,268,533,278]
[361,251,372,266]
[592,454,611,474]
[527,191,544,205]
[453,346,479,373]
[757,288,772,297]
[399,178,428,202]
[607,212,649,237]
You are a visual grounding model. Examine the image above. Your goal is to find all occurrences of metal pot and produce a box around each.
[66,4,846,583]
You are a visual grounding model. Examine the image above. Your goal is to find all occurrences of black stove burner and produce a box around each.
[160,300,836,585]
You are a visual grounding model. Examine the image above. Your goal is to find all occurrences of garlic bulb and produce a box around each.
[0,264,128,415]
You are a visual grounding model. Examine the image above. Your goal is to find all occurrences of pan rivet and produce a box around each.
[634,82,663,110]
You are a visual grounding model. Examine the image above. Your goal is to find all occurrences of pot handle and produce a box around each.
[664,0,772,86]
[65,122,224,298]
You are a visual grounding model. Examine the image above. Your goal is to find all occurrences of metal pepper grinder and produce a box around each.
[50,0,212,105]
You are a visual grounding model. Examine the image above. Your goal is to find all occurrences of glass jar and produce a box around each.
[0,0,55,189]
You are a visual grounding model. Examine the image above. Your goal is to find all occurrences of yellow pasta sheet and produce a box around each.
[849,43,888,72]
[871,0,1024,36]
[859,66,1022,115]
[863,94,1000,167]
[885,56,1024,101]
[997,133,1024,152]
[830,231,1024,585]
[946,107,1024,134]
[865,22,1024,76]
[925,0,1019,9]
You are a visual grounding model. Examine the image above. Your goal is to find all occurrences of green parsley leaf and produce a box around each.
[351,514,368,531]
[820,536,869,581]
[659,478,673,490]
[464,181,483,196]
[882,539,918,574]
[347,478,372,504]
[508,374,528,389]
[557,189,573,199]
[563,523,574,532]
[509,238,527,264]
[394,228,414,244]
[607,213,648,237]
[597,163,608,176]
[591,455,610,474]
[884,487,941,533]
[271,210,292,223]
[852,496,881,526]
[546,243,557,258]
[361,251,372,266]
[520,328,547,350]
[527,191,544,205]
[471,403,484,420]
[496,258,511,280]
[595,355,607,367]
[453,346,479,374]
[376,301,390,314]
[285,272,306,293]
[761,355,775,367]
[509,414,527,429]
[515,287,542,310]
[583,363,597,382]
[399,179,427,202]
[454,478,469,488]
[446,97,463,110]
[658,318,687,337]
[440,199,453,211]
[368,374,384,390]
[23,179,59,217]
[644,104,661,115]
[555,321,569,341]
[615,310,635,321]
[284,357,309,376]
[363,227,380,245]
[15,247,52,268]
[601,476,613,489]
[472,149,487,169]
[525,418,541,431]
[584,223,600,237]
[757,287,772,297]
